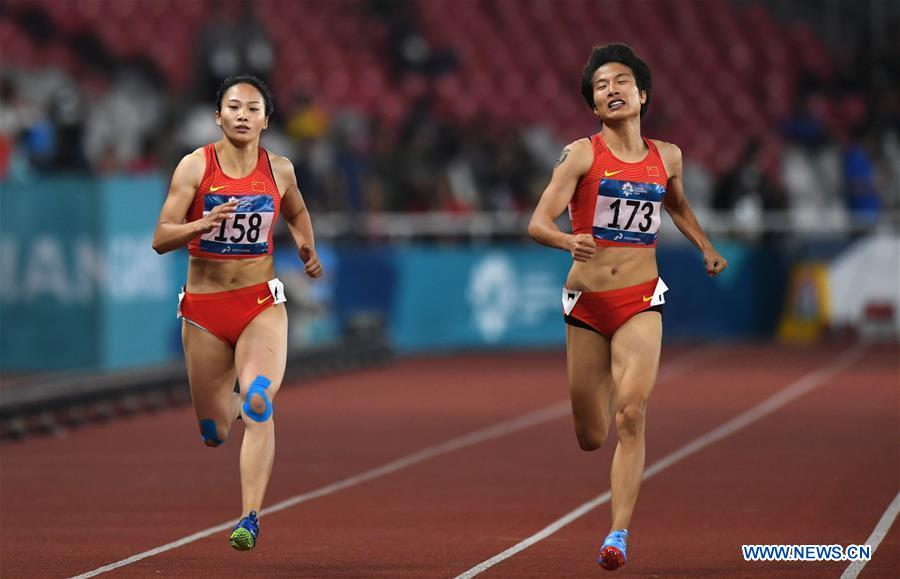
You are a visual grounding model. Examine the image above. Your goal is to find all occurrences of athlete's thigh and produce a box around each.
[182,321,237,419]
[609,311,662,405]
[567,324,614,431]
[234,304,288,399]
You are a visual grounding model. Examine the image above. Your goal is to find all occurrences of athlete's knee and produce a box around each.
[199,418,229,447]
[242,375,274,423]
[248,392,267,415]
[576,428,607,452]
[615,400,647,437]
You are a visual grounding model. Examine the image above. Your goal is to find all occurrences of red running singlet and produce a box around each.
[569,133,668,248]
[187,143,281,259]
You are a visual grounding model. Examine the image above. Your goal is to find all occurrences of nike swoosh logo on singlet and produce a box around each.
[604,170,623,177]
[210,185,227,191]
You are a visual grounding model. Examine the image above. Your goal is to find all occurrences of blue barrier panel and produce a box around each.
[98,176,176,369]
[657,242,788,338]
[0,176,177,371]
[390,246,571,352]
[387,243,788,352]
[332,246,396,332]
[273,241,341,348]
[0,179,100,370]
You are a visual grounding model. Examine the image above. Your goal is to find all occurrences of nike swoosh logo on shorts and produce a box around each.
[642,295,653,302]
[210,185,227,191]
[604,170,623,177]
[257,295,272,304]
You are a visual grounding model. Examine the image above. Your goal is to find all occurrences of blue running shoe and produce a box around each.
[598,529,628,570]
[229,511,260,551]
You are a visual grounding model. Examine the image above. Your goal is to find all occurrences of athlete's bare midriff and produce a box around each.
[565,245,658,292]
[186,255,276,293]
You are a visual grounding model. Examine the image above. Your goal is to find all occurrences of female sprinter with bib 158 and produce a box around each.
[152,75,322,551]
[528,44,727,571]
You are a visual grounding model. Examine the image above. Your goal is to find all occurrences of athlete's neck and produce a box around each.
[601,120,646,163]
[216,139,259,179]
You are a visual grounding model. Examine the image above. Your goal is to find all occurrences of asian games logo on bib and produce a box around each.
[229,196,255,211]
[618,181,648,197]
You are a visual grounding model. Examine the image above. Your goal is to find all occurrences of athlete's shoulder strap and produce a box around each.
[199,143,217,188]
[643,137,660,156]
[258,147,277,184]
[591,132,607,156]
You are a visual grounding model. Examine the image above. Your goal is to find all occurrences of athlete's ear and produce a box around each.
[215,111,222,126]
[263,116,269,130]
[639,90,647,105]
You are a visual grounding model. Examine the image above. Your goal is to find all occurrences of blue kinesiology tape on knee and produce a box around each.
[243,375,273,422]
[199,418,223,446]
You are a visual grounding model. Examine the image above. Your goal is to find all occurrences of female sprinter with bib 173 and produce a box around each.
[152,75,322,552]
[528,44,727,571]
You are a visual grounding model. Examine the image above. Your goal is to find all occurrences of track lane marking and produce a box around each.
[68,347,715,578]
[840,491,900,579]
[454,344,867,578]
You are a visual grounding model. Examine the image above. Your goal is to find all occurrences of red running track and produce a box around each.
[0,343,896,578]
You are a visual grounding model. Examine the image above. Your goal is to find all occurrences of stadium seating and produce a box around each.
[3,0,839,174]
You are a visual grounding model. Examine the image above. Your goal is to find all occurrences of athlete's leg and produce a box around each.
[234,304,288,517]
[608,311,662,531]
[566,324,614,451]
[182,321,239,447]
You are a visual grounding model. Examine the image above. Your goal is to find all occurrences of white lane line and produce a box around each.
[455,344,867,578]
[68,346,715,578]
[840,491,900,579]
[67,403,568,579]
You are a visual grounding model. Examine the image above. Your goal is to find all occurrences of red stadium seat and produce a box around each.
[4,0,840,181]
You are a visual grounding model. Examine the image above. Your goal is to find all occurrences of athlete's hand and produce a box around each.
[198,200,238,233]
[299,244,323,278]
[568,233,596,262]
[703,248,728,276]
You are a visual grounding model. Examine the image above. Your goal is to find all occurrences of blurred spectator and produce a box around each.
[682,160,715,210]
[369,0,457,79]
[842,127,883,225]
[129,135,163,174]
[329,115,370,213]
[286,91,330,142]
[780,92,829,149]
[0,76,34,179]
[195,0,274,99]
[781,140,843,231]
[85,66,163,174]
[780,91,844,232]
[882,129,900,211]
[713,139,786,212]
[0,0,895,240]
[47,83,90,172]
[714,139,788,238]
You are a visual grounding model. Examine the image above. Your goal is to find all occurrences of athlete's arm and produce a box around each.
[528,139,596,261]
[273,155,322,278]
[151,149,237,254]
[657,141,728,276]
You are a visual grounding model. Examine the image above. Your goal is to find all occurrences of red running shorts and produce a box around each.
[562,277,668,338]
[177,278,286,347]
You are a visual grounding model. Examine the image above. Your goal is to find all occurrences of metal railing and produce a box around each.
[304,209,900,242]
